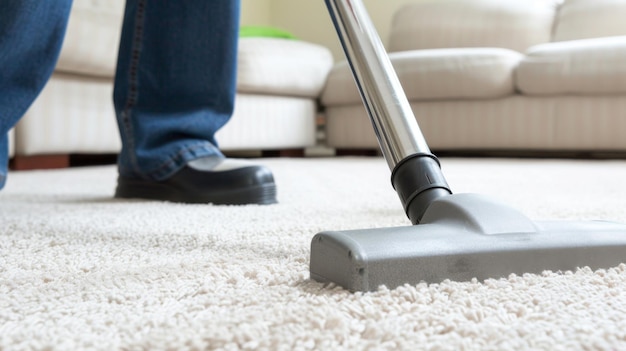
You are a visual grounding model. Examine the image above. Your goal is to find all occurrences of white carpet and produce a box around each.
[2,157,626,350]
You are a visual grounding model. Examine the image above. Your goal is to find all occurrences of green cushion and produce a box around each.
[239,26,297,40]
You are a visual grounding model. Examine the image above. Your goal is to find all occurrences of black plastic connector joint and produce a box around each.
[391,153,452,225]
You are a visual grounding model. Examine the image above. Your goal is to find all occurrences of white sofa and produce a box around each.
[10,1,333,169]
[321,0,626,156]
[7,129,14,159]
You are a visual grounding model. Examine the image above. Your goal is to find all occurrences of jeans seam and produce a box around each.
[121,0,147,178]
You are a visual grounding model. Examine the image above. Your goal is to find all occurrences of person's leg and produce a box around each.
[113,0,276,204]
[0,1,73,190]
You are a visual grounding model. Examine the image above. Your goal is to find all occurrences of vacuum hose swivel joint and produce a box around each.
[391,154,452,225]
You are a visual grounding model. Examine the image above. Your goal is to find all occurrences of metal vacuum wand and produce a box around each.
[325,0,451,224]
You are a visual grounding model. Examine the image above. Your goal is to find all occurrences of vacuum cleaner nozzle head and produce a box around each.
[310,194,626,292]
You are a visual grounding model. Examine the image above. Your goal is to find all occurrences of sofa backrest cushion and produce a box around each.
[388,0,560,53]
[553,0,626,42]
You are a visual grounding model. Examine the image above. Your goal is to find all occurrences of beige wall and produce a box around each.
[240,0,272,27]
[267,0,339,58]
[241,0,421,61]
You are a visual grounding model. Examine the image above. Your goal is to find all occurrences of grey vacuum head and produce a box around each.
[310,0,626,292]
[311,194,626,291]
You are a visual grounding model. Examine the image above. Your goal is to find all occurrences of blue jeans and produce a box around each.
[0,0,240,189]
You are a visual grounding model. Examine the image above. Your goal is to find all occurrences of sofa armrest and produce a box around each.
[237,38,334,98]
[7,128,15,158]
[56,0,125,78]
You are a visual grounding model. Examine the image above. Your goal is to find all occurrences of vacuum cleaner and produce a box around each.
[309,0,626,292]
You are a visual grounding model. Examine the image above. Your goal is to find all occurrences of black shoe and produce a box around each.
[114,158,277,205]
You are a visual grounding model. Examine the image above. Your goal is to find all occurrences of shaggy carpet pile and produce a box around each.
[1,157,626,350]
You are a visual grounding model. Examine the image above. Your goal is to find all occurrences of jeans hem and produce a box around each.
[120,142,223,181]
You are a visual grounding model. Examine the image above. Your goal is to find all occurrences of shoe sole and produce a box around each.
[114,178,277,205]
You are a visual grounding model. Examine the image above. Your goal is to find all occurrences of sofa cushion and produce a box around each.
[388,0,559,53]
[516,36,626,95]
[322,48,523,106]
[237,38,333,99]
[56,0,125,78]
[553,0,626,42]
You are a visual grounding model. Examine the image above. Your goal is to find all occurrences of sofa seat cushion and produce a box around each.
[517,36,626,95]
[322,48,523,106]
[237,38,333,99]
